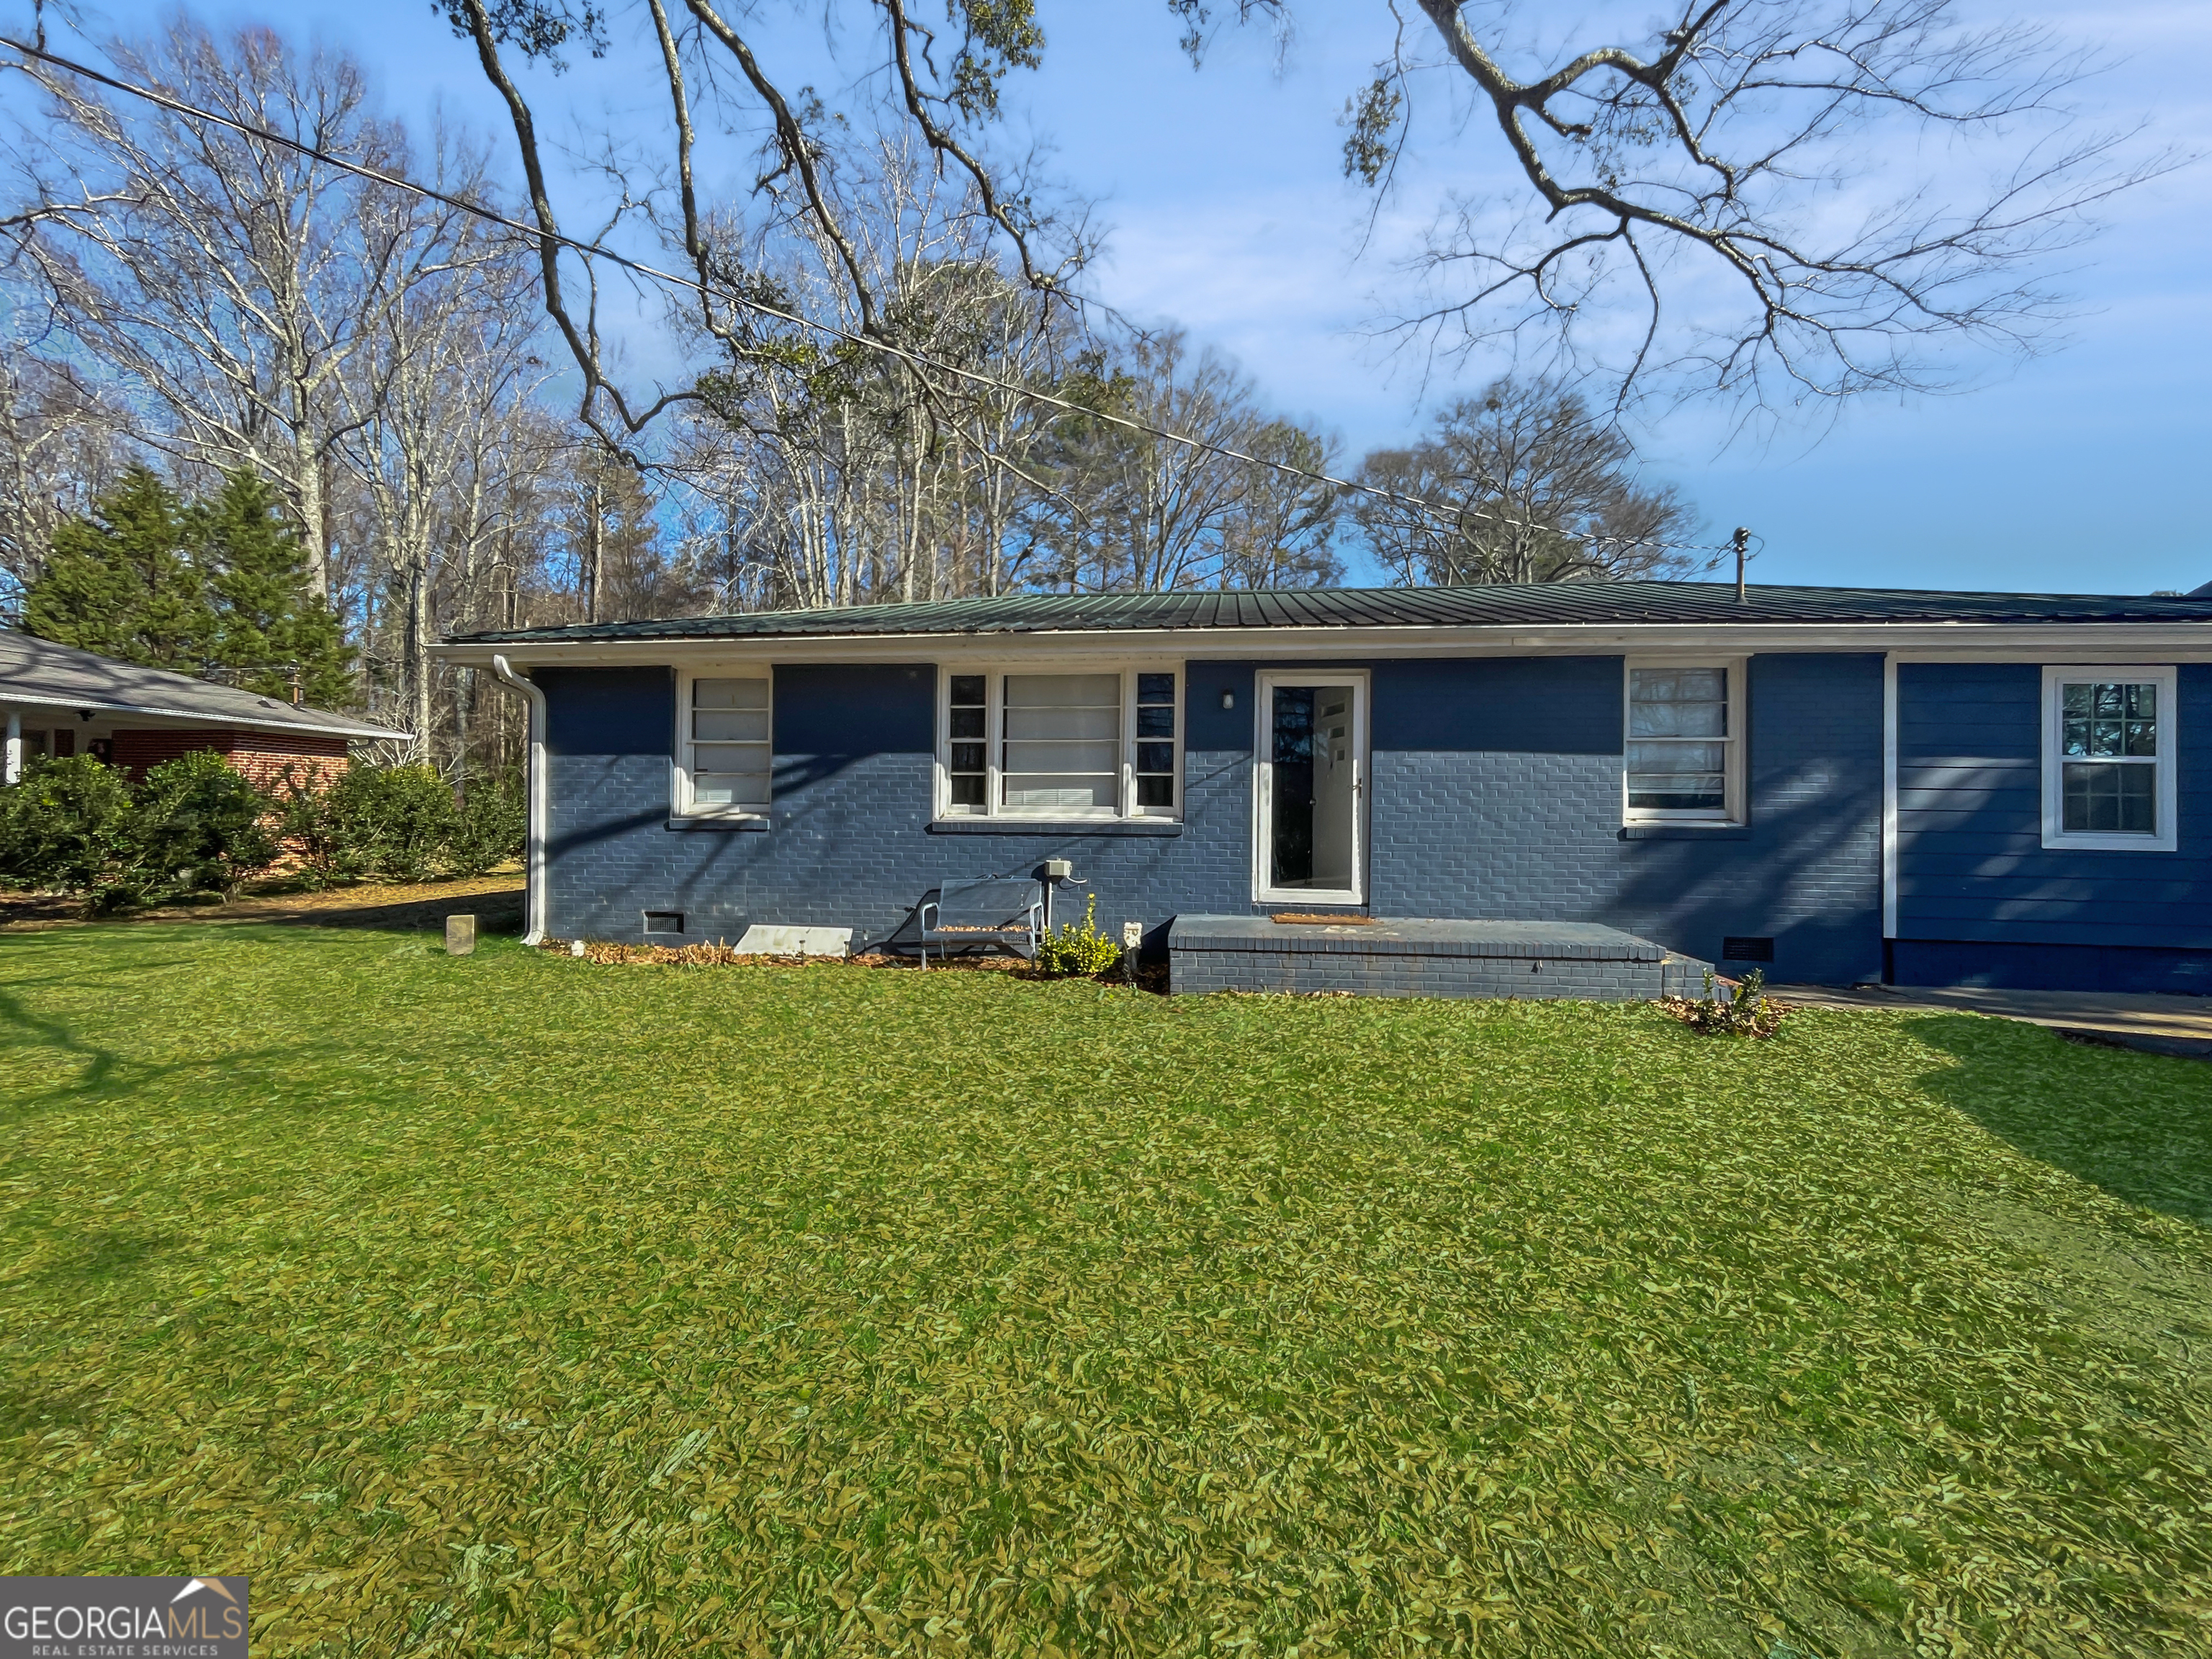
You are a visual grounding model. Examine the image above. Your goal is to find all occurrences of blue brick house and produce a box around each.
[436,583,2212,993]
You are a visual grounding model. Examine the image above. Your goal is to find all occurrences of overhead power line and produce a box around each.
[0,32,1743,562]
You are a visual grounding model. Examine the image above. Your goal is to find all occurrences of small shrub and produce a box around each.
[1674,968,1786,1038]
[1033,892,1123,978]
[320,763,459,883]
[446,768,527,877]
[0,755,133,898]
[0,751,279,910]
[278,760,518,886]
[127,749,279,901]
[273,765,355,887]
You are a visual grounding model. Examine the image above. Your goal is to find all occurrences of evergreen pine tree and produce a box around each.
[197,470,355,706]
[24,467,215,671]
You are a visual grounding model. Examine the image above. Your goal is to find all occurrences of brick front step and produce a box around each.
[1167,914,1713,1001]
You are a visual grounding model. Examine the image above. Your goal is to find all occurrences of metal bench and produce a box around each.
[918,876,1044,967]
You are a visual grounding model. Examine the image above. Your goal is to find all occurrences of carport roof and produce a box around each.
[1,629,402,742]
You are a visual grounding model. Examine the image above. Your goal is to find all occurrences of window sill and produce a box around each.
[2040,832,2176,853]
[1619,822,1750,841]
[928,818,1184,837]
[666,814,770,832]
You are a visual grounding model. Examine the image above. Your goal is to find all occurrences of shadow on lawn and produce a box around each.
[1908,1012,2212,1229]
[0,985,122,1098]
[259,889,525,935]
[0,986,317,1123]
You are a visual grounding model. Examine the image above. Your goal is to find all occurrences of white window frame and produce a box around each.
[1622,657,1748,826]
[1251,670,1369,907]
[2041,664,2177,852]
[673,665,774,819]
[935,665,1183,822]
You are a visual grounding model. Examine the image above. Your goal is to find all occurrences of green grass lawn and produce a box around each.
[3,925,2210,1657]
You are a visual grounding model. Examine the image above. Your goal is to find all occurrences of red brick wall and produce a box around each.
[225,729,350,793]
[108,728,351,791]
[109,728,230,777]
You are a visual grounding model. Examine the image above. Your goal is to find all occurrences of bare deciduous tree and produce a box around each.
[438,0,1092,454]
[1207,0,2176,412]
[330,138,547,750]
[0,351,126,610]
[1353,378,1701,585]
[453,1,2170,430]
[1030,330,1341,593]
[1,21,436,590]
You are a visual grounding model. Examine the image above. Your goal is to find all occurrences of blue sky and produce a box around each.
[12,1,2211,593]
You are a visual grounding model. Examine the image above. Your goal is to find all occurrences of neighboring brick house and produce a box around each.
[2,629,399,790]
[437,582,2212,994]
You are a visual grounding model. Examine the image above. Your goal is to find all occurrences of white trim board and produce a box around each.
[1882,655,1899,940]
[436,622,2212,672]
[1250,670,1370,908]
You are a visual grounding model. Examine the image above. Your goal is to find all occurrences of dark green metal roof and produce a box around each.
[446,581,2212,646]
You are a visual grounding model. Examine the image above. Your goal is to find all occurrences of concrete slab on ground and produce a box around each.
[733,924,853,957]
[1769,982,2212,1061]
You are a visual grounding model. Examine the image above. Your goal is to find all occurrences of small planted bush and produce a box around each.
[282,762,459,884]
[0,755,134,898]
[0,752,279,910]
[128,750,279,901]
[332,763,459,883]
[1675,967,1786,1038]
[1033,892,1123,979]
[445,768,528,878]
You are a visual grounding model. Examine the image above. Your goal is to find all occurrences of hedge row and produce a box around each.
[0,755,525,912]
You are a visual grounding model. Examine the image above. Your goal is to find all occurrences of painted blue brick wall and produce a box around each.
[543,662,1249,948]
[1893,661,2212,991]
[536,652,1884,982]
[1354,654,1883,984]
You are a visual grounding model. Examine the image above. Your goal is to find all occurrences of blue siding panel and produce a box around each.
[1893,660,2212,990]
[1892,939,2212,994]
[537,652,1884,983]
[1896,662,2212,944]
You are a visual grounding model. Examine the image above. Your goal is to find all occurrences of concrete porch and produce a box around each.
[1168,915,1712,1000]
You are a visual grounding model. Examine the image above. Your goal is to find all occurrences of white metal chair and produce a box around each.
[917,876,1045,966]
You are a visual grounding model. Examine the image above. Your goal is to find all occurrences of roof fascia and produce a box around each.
[435,619,2212,670]
[0,687,401,739]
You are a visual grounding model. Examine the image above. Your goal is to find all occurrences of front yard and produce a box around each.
[2,925,2208,1655]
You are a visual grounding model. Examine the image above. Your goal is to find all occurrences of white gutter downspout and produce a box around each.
[4,710,20,786]
[490,655,549,945]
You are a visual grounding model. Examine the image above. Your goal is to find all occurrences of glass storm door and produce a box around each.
[1255,673,1366,904]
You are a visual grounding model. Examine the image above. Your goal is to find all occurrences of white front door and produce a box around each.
[1254,673,1367,905]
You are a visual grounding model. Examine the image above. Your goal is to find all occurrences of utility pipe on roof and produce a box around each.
[490,655,549,946]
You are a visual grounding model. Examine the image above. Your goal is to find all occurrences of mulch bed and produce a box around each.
[545,935,1171,992]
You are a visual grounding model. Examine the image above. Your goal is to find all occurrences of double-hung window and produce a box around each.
[940,668,1180,820]
[2042,666,2177,851]
[1624,661,1745,824]
[675,670,772,817]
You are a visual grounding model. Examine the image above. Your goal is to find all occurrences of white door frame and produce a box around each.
[1251,670,1370,906]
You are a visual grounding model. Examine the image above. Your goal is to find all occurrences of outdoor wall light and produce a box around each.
[1220,690,1235,711]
